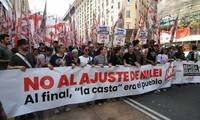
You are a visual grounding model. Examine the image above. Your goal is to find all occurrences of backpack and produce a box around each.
[187,51,194,60]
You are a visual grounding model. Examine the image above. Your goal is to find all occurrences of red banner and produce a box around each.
[176,26,190,39]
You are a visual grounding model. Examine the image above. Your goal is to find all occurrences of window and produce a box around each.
[135,1,137,9]
[126,22,130,29]
[126,10,131,18]
[118,2,120,9]
[106,0,109,6]
[111,16,113,22]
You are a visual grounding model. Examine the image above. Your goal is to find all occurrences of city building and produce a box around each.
[124,0,149,29]
[158,0,200,50]
[62,0,149,40]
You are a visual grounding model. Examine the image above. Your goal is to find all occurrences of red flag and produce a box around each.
[176,26,190,39]
[148,0,158,28]
[40,0,47,42]
[130,30,135,42]
[31,13,42,46]
[85,16,89,44]
[139,16,145,28]
[135,16,146,40]
[155,24,161,45]
[0,4,7,34]
[11,0,17,40]
[170,15,178,45]
[90,11,98,44]
[68,8,74,46]
[113,8,124,32]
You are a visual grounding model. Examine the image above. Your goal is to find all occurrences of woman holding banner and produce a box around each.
[78,45,93,108]
[108,46,124,66]
[48,44,75,114]
[93,47,109,105]
[79,46,93,67]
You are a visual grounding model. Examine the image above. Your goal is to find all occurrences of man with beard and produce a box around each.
[8,39,36,71]
[7,39,36,119]
[0,34,12,70]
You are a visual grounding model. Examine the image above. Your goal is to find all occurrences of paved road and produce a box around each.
[125,84,200,120]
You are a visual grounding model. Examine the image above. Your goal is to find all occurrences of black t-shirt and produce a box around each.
[109,55,123,66]
[49,54,72,67]
[71,57,80,66]
[174,51,186,60]
[8,52,36,68]
[123,52,137,65]
[134,49,143,65]
[147,48,157,63]
[0,46,12,70]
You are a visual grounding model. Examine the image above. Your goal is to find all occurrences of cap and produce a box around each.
[17,39,28,46]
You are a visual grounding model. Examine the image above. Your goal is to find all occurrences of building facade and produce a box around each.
[63,0,149,39]
[124,0,149,29]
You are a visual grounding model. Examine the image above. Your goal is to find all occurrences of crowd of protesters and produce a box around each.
[0,33,200,119]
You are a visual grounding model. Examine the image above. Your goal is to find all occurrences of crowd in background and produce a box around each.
[0,33,200,120]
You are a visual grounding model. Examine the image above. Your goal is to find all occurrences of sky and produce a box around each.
[29,0,74,18]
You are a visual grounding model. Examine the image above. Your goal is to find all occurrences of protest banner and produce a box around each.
[138,31,147,44]
[113,28,126,46]
[97,26,110,44]
[172,61,200,84]
[1,61,200,118]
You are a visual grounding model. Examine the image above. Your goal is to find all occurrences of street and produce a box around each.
[123,84,200,120]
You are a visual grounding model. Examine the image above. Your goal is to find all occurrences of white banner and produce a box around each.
[97,26,110,44]
[138,31,147,44]
[113,28,126,46]
[172,61,200,84]
[0,63,173,118]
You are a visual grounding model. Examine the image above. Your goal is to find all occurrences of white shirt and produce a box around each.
[157,54,168,64]
[79,55,93,66]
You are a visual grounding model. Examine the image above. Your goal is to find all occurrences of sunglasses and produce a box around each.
[85,49,89,51]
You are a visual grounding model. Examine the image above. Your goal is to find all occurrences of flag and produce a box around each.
[40,0,47,42]
[155,24,160,45]
[58,25,64,44]
[130,30,135,42]
[31,13,42,46]
[147,0,158,29]
[135,15,146,40]
[113,8,124,32]
[11,1,17,39]
[90,11,98,44]
[85,15,89,44]
[69,8,74,46]
[169,15,178,45]
[0,4,7,34]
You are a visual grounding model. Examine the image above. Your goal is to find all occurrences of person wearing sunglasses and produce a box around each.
[79,46,93,67]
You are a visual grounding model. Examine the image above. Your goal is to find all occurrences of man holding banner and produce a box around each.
[144,40,157,66]
[123,44,140,67]
[7,39,36,119]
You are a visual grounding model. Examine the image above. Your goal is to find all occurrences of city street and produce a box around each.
[124,84,200,120]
